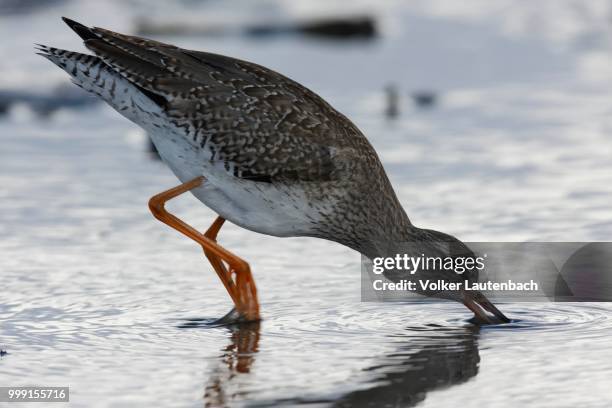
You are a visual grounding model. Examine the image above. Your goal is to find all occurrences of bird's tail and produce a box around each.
[36,43,158,122]
[37,45,104,93]
[463,291,510,324]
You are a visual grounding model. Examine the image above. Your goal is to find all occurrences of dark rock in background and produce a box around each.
[0,84,98,117]
[411,91,437,108]
[247,16,377,40]
[0,0,66,16]
[385,84,399,119]
[137,15,377,41]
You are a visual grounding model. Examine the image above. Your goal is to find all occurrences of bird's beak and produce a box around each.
[463,292,510,324]
[475,296,511,323]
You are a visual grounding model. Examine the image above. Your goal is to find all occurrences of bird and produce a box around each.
[38,17,509,324]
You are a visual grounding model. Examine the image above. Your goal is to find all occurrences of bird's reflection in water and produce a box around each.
[199,322,480,408]
[203,322,260,407]
[331,325,480,407]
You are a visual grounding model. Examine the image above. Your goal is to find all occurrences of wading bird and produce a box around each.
[38,18,509,324]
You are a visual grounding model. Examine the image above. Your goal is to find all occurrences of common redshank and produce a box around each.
[38,18,509,324]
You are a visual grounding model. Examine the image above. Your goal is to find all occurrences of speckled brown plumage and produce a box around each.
[38,18,510,323]
[39,17,412,255]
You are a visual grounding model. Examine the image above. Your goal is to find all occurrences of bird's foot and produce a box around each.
[212,308,261,326]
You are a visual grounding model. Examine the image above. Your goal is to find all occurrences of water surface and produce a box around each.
[2,1,612,407]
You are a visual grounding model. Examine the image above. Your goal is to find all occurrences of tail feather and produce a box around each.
[89,25,171,69]
[36,44,159,119]
[85,22,215,82]
[88,38,198,102]
[36,44,106,93]
[60,18,184,104]
[44,17,247,103]
[61,17,99,41]
[84,38,161,79]
[59,17,247,89]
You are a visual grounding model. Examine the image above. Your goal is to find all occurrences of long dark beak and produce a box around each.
[464,291,510,324]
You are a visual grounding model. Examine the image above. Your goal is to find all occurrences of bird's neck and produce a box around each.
[357,224,429,261]
[355,216,465,262]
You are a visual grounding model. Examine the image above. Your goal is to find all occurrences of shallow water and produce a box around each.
[2,1,612,407]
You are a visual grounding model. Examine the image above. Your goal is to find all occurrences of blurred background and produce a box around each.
[2,1,612,407]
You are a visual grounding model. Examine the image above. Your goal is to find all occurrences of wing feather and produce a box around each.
[60,18,370,183]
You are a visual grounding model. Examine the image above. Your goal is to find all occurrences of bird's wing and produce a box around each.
[63,18,370,183]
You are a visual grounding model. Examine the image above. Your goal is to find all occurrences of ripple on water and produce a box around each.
[478,303,612,340]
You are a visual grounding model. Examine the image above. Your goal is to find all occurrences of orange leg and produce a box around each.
[203,217,234,302]
[148,176,260,322]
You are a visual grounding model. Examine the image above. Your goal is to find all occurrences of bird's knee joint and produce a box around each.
[234,259,250,274]
[148,198,167,219]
